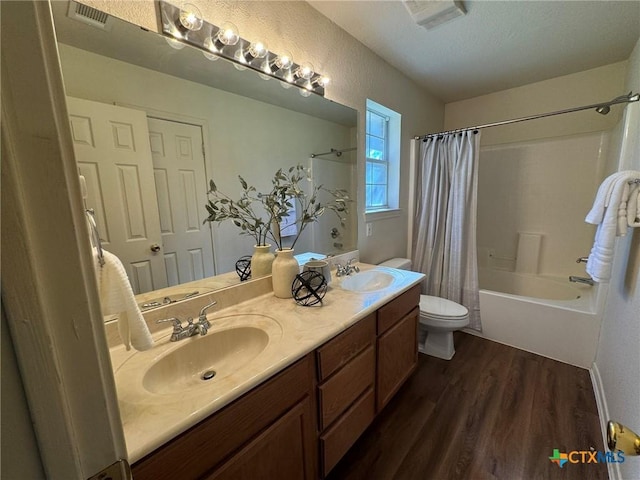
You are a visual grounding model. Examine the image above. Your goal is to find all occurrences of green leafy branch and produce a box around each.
[203,176,270,246]
[204,165,351,251]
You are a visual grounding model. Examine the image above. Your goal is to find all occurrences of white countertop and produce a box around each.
[109,264,425,463]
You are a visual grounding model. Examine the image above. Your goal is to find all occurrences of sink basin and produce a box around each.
[143,327,269,394]
[340,268,404,293]
[115,314,282,397]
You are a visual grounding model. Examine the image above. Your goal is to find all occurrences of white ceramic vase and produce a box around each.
[251,244,275,278]
[272,248,300,298]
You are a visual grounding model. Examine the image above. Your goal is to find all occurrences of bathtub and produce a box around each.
[474,268,604,368]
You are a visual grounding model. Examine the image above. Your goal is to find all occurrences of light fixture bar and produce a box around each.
[158,1,326,97]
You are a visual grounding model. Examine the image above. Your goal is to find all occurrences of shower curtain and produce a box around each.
[412,131,482,330]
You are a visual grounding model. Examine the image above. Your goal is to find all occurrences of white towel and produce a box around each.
[97,249,153,351]
[585,171,637,225]
[627,183,640,227]
[585,171,640,282]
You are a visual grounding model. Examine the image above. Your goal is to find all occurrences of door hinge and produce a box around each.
[87,459,132,480]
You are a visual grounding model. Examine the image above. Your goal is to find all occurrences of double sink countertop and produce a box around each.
[109,263,425,463]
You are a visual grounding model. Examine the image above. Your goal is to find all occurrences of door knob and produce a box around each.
[150,244,161,253]
[608,421,640,455]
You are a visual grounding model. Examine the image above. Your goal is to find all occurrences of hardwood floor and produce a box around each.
[326,332,607,480]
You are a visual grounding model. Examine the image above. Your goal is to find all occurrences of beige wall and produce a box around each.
[594,36,640,480]
[444,62,627,146]
[79,0,445,265]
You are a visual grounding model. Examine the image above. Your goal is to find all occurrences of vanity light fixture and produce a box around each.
[158,0,328,96]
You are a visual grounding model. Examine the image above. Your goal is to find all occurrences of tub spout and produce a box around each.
[569,276,594,286]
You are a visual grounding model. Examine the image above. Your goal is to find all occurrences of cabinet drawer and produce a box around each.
[318,345,375,430]
[320,387,375,476]
[377,284,421,335]
[316,313,375,380]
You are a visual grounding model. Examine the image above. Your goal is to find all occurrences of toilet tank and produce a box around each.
[379,258,412,270]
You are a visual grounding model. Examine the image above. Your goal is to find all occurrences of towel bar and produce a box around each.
[86,209,105,267]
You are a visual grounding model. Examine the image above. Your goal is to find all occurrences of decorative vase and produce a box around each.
[251,244,275,278]
[272,248,300,298]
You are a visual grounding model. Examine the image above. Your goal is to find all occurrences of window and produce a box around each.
[365,99,400,214]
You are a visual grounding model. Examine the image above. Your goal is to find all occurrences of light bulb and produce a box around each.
[243,41,268,62]
[269,51,293,72]
[316,76,330,87]
[178,3,203,31]
[295,62,315,80]
[215,22,239,46]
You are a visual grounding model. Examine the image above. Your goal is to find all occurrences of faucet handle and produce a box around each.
[156,317,182,330]
[199,300,217,321]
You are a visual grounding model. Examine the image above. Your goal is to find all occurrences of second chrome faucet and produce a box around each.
[157,300,217,342]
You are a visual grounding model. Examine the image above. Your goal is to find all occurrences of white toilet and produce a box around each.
[379,258,469,360]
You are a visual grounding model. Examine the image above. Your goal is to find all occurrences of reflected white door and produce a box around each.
[147,117,215,285]
[67,96,168,293]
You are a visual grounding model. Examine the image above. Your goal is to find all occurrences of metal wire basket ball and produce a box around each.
[235,255,252,281]
[292,271,327,306]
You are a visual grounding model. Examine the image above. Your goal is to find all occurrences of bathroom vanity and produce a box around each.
[110,265,423,479]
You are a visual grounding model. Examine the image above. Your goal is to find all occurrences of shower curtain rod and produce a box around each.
[414,92,640,141]
[310,147,357,158]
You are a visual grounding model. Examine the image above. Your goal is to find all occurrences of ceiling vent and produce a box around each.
[402,0,466,30]
[67,1,112,31]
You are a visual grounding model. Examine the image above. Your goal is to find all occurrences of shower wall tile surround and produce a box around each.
[477,131,609,278]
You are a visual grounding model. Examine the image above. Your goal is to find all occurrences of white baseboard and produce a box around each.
[590,362,621,480]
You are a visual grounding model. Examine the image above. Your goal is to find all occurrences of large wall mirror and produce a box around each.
[51,1,358,303]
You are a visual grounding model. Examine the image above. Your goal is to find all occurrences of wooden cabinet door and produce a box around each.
[207,396,317,480]
[376,307,419,411]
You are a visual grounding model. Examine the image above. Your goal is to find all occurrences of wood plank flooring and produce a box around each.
[326,332,607,480]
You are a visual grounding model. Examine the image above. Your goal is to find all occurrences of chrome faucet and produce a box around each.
[156,300,217,341]
[569,276,594,286]
[336,258,360,277]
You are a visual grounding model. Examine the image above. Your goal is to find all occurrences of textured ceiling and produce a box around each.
[307,1,640,102]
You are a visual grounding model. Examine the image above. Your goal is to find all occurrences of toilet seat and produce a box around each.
[419,295,468,318]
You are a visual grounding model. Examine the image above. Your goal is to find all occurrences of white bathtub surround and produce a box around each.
[477,132,609,279]
[515,232,542,274]
[475,267,602,367]
[412,131,482,330]
[585,170,640,282]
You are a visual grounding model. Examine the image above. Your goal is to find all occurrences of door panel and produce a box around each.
[67,96,167,293]
[147,117,215,284]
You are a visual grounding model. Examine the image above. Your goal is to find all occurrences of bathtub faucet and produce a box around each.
[569,276,594,286]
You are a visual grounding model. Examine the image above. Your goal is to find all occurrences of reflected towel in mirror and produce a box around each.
[95,249,153,351]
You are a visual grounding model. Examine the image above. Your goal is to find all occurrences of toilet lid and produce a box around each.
[420,295,468,318]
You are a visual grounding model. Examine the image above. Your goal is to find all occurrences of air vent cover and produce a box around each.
[67,1,112,31]
[402,0,466,30]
